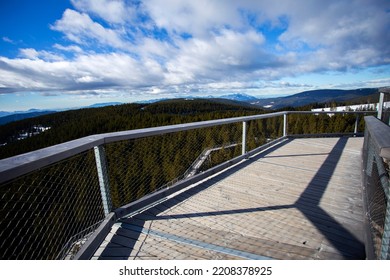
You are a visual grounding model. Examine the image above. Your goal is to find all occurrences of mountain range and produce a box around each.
[0,103,124,125]
[137,88,381,109]
[0,87,382,125]
[249,88,379,109]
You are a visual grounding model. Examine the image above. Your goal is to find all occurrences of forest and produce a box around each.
[0,98,371,159]
[0,98,373,259]
[0,99,263,159]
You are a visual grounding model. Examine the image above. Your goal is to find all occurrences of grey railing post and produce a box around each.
[354,114,359,135]
[94,145,112,216]
[283,113,288,137]
[242,121,247,155]
[378,92,384,120]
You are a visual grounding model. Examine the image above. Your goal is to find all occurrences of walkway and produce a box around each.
[93,137,365,260]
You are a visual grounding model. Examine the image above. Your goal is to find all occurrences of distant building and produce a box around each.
[311,102,390,116]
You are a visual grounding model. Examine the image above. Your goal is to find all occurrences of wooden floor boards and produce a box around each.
[94,137,365,260]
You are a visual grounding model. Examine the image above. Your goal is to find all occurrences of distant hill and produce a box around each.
[219,93,260,102]
[0,108,53,118]
[134,88,381,109]
[251,88,379,109]
[0,103,125,125]
[344,92,380,105]
[86,102,124,108]
[0,110,57,125]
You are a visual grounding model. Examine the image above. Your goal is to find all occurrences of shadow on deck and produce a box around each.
[94,137,365,260]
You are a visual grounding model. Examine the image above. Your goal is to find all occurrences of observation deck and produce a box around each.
[0,108,389,260]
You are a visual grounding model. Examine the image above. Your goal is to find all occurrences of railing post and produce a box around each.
[94,145,112,216]
[354,114,359,135]
[378,92,384,120]
[283,113,288,137]
[242,121,247,155]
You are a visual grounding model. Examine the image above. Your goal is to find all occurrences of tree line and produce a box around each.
[0,99,262,159]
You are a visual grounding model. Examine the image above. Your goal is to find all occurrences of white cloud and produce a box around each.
[51,9,128,49]
[71,0,133,24]
[53,44,83,53]
[0,51,166,94]
[76,75,101,83]
[142,0,242,38]
[1,0,389,103]
[19,48,64,62]
[268,0,390,68]
[164,29,269,85]
[19,48,40,60]
[2,37,14,44]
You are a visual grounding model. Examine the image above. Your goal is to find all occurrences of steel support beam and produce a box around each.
[242,121,247,155]
[94,145,112,216]
[354,114,359,135]
[378,92,385,120]
[283,113,288,137]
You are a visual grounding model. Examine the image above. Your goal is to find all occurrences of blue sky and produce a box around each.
[0,0,389,111]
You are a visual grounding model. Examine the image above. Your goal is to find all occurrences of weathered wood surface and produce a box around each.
[94,137,365,260]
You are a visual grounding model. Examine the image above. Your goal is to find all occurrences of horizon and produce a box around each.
[0,91,290,113]
[0,87,384,114]
[1,1,390,111]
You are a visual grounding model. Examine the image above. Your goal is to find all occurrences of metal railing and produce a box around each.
[378,87,390,125]
[362,116,390,259]
[0,110,372,259]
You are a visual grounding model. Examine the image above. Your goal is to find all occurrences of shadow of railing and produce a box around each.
[296,137,365,258]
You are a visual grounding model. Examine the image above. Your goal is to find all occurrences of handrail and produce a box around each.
[0,110,372,184]
[364,116,390,159]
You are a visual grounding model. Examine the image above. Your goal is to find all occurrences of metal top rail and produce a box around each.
[364,116,390,159]
[0,110,372,184]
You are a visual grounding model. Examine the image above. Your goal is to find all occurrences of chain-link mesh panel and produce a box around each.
[246,117,283,151]
[0,150,105,260]
[365,157,387,257]
[105,123,242,209]
[286,113,364,135]
[382,93,390,125]
[363,131,390,259]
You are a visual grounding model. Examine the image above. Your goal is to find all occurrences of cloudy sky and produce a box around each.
[0,0,389,111]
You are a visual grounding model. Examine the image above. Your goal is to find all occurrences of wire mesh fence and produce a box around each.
[246,116,284,152]
[380,92,390,125]
[362,122,390,259]
[286,113,367,135]
[0,150,105,260]
[104,122,243,209]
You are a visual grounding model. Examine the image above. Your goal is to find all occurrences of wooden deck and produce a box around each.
[93,137,366,260]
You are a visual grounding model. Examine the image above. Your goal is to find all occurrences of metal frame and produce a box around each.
[0,110,373,260]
